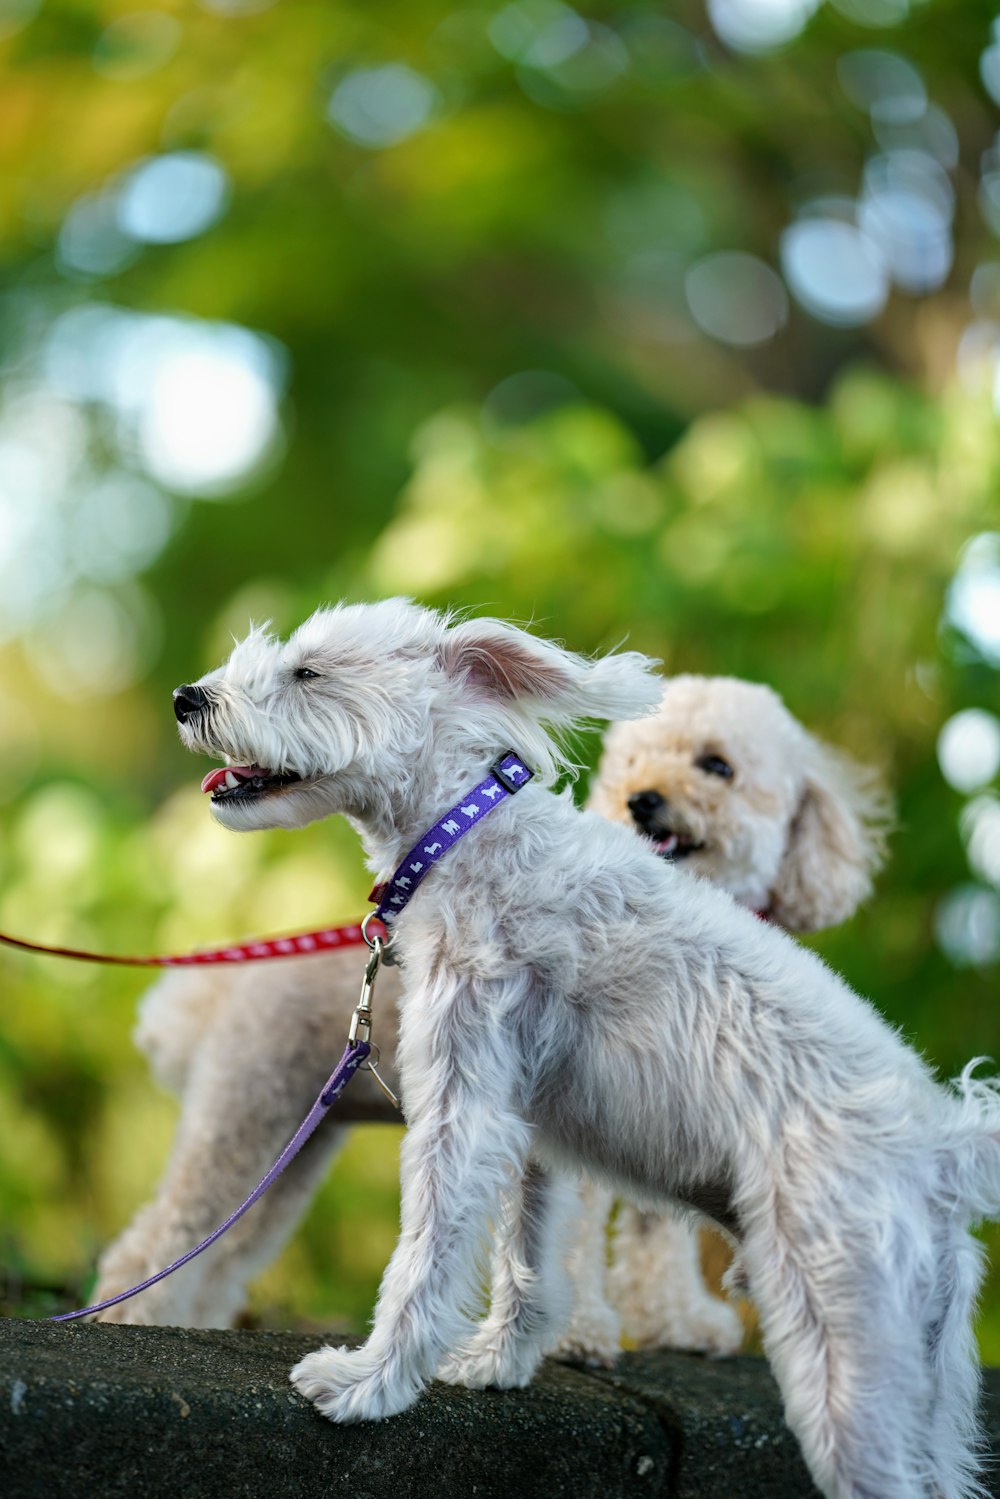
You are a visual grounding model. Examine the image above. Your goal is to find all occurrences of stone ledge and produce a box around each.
[2,1320,1000,1498]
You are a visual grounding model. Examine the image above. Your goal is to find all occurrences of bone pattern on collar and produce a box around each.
[369,751,534,927]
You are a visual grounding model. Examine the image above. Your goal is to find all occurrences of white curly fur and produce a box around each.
[157,598,1000,1499]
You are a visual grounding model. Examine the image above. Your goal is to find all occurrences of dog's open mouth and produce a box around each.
[200,764,302,803]
[650,831,704,861]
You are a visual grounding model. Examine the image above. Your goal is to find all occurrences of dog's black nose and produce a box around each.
[173,684,209,724]
[627,789,665,828]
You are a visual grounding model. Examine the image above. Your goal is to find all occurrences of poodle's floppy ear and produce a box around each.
[439,617,661,725]
[769,740,893,932]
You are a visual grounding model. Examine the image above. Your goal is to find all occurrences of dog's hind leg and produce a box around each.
[747,1213,944,1499]
[555,1178,621,1364]
[439,1159,579,1386]
[609,1204,743,1356]
[919,1220,987,1499]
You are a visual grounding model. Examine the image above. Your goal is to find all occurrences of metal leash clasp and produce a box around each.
[347,913,401,1111]
[349,935,381,1045]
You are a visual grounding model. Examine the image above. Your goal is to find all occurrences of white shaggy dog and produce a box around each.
[94,673,883,1351]
[174,599,1000,1499]
[560,675,890,1362]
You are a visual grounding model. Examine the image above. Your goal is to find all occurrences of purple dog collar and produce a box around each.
[370,750,534,926]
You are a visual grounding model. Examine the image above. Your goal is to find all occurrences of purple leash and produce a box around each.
[49,749,533,1324]
[51,1040,371,1322]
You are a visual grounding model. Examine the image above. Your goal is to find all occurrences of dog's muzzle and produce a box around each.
[627,789,665,829]
[627,788,704,861]
[173,684,209,724]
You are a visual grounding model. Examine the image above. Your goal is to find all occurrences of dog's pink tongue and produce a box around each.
[201,765,259,794]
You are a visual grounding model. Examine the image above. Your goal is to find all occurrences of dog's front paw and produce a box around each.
[290,1346,421,1423]
[437,1327,543,1390]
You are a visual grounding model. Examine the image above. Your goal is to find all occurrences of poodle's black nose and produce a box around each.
[173,684,209,724]
[627,789,666,829]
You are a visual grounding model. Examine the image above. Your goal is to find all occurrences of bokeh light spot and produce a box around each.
[872,103,959,170]
[522,6,587,66]
[518,20,628,105]
[685,252,788,347]
[938,710,1000,795]
[981,42,1000,109]
[44,306,288,498]
[327,64,437,149]
[781,217,889,326]
[57,192,139,281]
[489,0,575,61]
[707,0,820,55]
[117,151,231,245]
[971,263,1000,320]
[935,885,1000,968]
[858,151,953,294]
[962,796,1000,888]
[831,0,909,28]
[946,533,1000,666]
[956,321,1000,396]
[138,334,283,495]
[838,50,926,123]
[979,167,1000,240]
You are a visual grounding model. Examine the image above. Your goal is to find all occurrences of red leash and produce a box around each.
[0,919,382,968]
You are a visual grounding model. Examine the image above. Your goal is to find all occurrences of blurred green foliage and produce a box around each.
[0,0,998,1350]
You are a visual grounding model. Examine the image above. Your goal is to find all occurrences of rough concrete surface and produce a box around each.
[2,1320,1000,1498]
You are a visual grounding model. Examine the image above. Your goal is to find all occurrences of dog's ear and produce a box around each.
[768,740,892,932]
[439,618,661,724]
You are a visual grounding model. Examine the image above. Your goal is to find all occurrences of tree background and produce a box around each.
[1,0,999,1349]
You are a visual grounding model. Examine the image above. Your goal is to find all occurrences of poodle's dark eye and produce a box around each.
[294,667,321,681]
[696,753,734,780]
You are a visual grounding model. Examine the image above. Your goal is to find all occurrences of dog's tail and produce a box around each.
[945,1063,1000,1224]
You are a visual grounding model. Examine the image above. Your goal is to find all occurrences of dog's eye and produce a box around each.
[696,753,733,779]
[294,667,321,681]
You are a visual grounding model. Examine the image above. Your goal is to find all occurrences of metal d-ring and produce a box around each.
[361,911,388,950]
